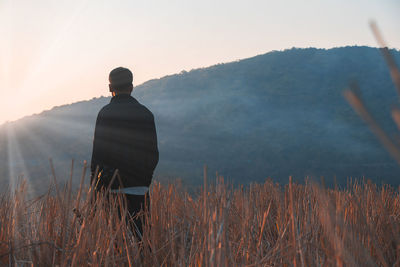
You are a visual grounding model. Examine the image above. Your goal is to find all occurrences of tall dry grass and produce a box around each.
[0,164,400,266]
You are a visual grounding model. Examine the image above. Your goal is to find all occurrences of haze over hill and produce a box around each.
[1,46,400,193]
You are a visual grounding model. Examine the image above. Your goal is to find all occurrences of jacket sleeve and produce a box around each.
[148,115,159,172]
[90,110,107,184]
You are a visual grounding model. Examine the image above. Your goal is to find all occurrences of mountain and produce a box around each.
[1,46,400,194]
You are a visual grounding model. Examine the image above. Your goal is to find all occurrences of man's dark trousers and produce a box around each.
[107,191,149,236]
[126,192,149,236]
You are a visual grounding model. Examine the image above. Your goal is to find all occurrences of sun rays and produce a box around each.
[5,123,35,197]
[1,111,95,196]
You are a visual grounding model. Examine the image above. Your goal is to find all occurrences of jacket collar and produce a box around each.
[110,94,137,103]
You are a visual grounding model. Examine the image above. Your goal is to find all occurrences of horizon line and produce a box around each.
[1,44,398,126]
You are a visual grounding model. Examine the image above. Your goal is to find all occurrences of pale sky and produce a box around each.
[0,0,399,124]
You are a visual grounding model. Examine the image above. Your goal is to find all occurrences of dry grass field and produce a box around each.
[0,164,399,267]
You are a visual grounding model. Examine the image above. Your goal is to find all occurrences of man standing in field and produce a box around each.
[90,67,159,235]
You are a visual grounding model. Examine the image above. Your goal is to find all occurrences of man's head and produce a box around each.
[109,67,133,95]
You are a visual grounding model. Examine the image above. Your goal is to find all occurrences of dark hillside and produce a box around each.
[1,46,399,193]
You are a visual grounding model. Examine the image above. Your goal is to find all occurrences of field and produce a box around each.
[0,164,400,267]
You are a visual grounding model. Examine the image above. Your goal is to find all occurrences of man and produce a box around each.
[90,67,159,235]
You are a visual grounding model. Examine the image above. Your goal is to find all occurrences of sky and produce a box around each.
[0,0,399,124]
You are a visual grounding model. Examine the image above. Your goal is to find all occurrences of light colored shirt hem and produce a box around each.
[111,186,149,195]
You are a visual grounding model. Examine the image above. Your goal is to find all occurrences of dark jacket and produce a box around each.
[90,94,159,189]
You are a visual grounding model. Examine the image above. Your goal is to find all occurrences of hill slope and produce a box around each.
[1,46,400,192]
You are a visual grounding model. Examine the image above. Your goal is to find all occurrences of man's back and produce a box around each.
[90,94,159,190]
